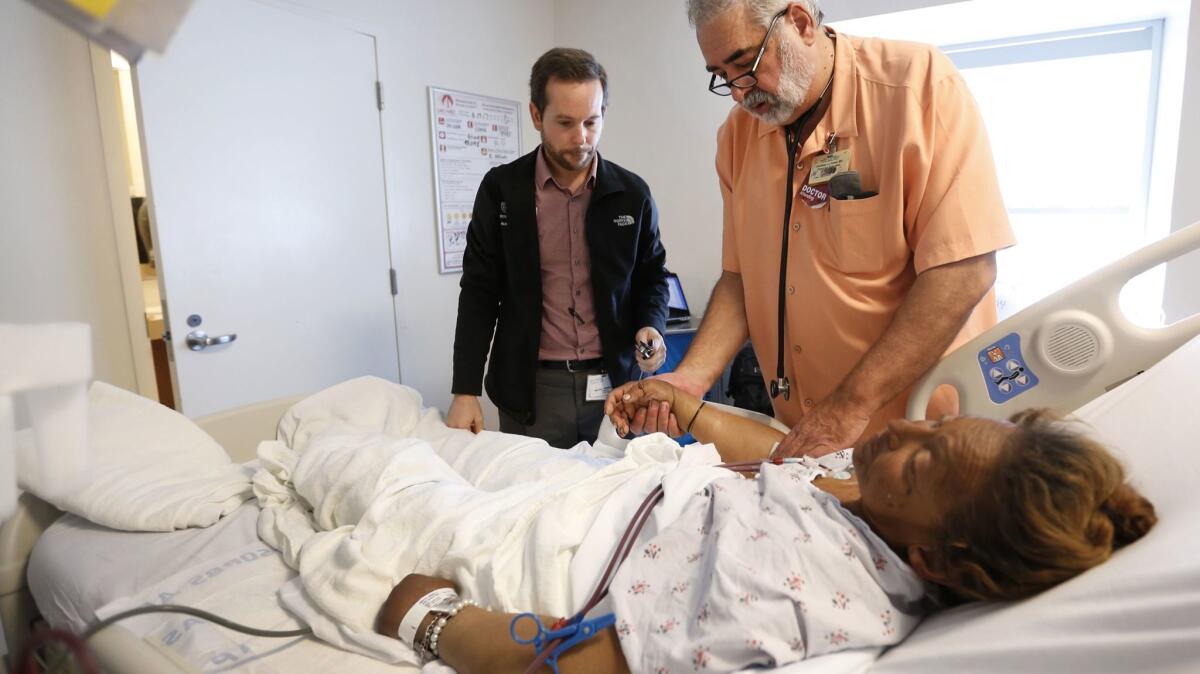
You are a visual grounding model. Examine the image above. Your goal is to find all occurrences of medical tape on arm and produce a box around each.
[397,588,460,647]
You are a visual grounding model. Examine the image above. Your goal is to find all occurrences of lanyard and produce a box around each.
[771,74,834,401]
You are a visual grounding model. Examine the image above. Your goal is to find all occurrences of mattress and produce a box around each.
[28,504,413,673]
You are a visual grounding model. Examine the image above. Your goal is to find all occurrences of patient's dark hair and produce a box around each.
[934,409,1157,602]
[529,47,608,115]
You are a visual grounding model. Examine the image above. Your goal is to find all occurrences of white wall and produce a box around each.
[553,0,734,321]
[0,1,139,392]
[273,0,555,424]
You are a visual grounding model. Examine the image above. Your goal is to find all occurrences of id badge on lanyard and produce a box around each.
[796,134,846,209]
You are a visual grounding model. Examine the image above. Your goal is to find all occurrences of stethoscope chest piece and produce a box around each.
[770,376,790,400]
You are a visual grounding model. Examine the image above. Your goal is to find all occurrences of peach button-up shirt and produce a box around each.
[717,30,1015,436]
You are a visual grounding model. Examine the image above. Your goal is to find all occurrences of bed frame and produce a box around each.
[0,394,302,674]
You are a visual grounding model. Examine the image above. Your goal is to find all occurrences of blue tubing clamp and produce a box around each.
[509,612,616,674]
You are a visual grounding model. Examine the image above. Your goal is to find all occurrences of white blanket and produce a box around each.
[16,382,253,531]
[253,377,734,664]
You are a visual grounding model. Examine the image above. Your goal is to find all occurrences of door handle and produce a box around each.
[186,330,237,351]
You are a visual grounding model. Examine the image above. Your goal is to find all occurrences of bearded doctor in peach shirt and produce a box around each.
[610,0,1015,457]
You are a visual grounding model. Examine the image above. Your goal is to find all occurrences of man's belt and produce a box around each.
[539,358,605,372]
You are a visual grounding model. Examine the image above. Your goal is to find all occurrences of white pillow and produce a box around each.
[17,382,253,531]
[871,335,1200,673]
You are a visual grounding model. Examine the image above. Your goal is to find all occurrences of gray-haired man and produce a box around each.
[611,0,1014,459]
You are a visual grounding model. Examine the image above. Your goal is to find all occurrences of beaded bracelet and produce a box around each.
[417,598,480,662]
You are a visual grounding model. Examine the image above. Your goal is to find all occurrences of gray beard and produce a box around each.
[741,37,815,126]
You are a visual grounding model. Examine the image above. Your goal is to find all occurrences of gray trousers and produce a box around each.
[499,366,605,449]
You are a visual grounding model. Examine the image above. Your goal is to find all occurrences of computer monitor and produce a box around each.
[665,273,691,324]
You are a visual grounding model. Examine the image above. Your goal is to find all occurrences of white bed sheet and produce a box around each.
[28,473,878,673]
[28,504,414,674]
[28,500,878,674]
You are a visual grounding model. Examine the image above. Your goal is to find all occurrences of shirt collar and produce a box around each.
[535,144,598,191]
[754,26,859,142]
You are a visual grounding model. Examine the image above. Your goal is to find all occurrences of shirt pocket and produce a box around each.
[817,196,889,274]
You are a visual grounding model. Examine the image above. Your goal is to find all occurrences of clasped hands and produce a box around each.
[605,379,683,437]
[604,377,872,459]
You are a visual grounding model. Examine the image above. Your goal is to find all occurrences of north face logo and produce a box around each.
[614,214,635,227]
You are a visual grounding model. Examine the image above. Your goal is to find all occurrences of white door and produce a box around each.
[135,0,399,417]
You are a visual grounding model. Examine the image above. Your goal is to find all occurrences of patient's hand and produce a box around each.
[607,380,679,436]
[606,372,709,437]
[377,573,457,639]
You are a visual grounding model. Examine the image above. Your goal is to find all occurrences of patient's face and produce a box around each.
[852,417,1013,548]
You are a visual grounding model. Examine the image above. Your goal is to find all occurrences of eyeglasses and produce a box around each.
[708,8,789,96]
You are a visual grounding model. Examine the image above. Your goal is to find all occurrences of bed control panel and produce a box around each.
[978,333,1039,404]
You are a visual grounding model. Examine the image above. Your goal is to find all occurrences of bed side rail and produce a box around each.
[908,221,1200,420]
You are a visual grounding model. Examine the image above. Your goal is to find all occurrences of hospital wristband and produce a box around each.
[397,587,459,649]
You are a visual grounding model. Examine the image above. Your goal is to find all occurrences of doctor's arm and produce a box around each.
[773,251,997,458]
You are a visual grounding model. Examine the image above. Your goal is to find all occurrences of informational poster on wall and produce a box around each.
[429,86,523,274]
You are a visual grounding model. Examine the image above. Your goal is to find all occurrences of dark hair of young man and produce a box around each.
[529,47,609,114]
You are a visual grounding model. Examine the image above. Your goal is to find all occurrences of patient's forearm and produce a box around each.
[438,607,629,674]
[669,393,785,463]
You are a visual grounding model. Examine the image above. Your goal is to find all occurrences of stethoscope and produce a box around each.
[770,73,835,401]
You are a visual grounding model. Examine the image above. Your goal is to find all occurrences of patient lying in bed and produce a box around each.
[375,379,1157,673]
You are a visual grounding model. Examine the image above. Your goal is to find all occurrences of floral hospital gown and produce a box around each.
[608,460,928,672]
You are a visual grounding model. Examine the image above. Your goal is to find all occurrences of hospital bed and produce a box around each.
[3,225,1200,674]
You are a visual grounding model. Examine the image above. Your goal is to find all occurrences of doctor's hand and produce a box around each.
[634,326,667,373]
[446,395,484,434]
[773,397,872,459]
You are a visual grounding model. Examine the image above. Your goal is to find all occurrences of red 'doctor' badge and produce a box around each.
[797,180,829,209]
